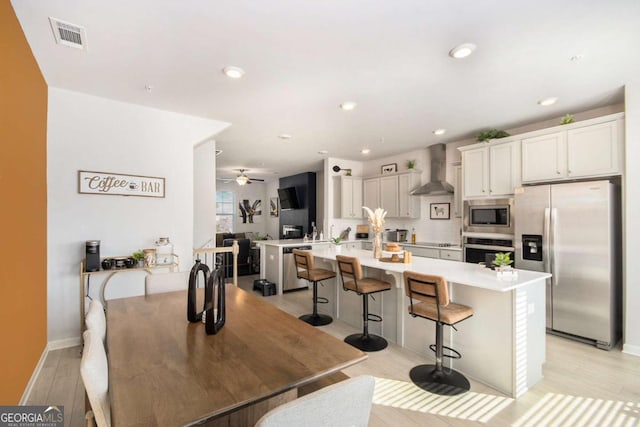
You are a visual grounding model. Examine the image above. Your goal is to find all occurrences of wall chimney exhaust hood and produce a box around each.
[410,144,454,196]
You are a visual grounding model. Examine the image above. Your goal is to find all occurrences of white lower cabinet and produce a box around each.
[439,249,462,261]
[343,241,362,250]
[403,246,462,261]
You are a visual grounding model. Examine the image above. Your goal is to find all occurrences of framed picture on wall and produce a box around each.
[270,197,279,217]
[430,203,450,220]
[381,163,397,174]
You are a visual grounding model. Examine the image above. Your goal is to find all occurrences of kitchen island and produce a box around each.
[310,247,551,398]
[254,239,368,295]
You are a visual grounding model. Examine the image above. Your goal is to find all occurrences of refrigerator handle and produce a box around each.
[550,208,558,286]
[544,208,551,274]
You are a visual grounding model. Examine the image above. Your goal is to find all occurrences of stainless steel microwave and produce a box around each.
[463,198,514,234]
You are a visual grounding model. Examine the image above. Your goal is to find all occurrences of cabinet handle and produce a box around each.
[557,171,561,175]
[568,169,572,174]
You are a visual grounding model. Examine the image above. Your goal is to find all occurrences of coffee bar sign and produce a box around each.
[78,170,165,198]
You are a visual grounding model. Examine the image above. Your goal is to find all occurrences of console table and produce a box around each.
[79,256,179,331]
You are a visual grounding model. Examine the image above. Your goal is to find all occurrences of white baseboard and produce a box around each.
[48,336,82,351]
[19,344,49,405]
[622,343,640,357]
[19,336,83,405]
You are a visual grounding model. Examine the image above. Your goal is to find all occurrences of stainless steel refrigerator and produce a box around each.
[514,180,621,349]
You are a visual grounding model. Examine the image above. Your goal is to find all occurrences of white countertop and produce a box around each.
[310,248,550,292]
[254,239,370,247]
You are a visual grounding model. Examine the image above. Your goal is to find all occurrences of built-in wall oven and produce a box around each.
[464,236,515,266]
[463,198,514,235]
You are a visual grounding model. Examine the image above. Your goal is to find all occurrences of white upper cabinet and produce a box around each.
[521,132,566,182]
[489,142,520,196]
[363,171,420,218]
[363,178,380,210]
[521,115,623,183]
[398,173,421,218]
[340,176,363,219]
[462,148,488,198]
[566,120,621,178]
[461,140,520,199]
[380,175,399,217]
[454,165,462,218]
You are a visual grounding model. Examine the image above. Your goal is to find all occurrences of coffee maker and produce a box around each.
[85,240,101,272]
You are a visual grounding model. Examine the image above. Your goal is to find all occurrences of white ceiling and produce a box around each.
[12,0,640,181]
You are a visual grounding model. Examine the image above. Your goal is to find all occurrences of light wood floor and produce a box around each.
[28,274,640,426]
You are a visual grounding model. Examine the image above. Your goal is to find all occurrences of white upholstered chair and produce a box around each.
[85,299,106,345]
[144,271,190,295]
[80,329,111,427]
[255,375,375,427]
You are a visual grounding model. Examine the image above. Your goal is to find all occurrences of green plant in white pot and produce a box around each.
[331,237,343,252]
[493,252,513,271]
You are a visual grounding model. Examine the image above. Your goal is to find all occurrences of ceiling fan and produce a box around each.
[234,169,264,186]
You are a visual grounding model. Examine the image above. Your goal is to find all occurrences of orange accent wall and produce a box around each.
[0,2,48,403]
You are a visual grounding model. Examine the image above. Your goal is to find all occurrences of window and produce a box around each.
[216,191,235,233]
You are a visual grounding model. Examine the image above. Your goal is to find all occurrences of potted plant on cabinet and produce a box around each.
[132,250,145,267]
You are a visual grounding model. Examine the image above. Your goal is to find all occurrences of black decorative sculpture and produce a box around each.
[187,259,210,323]
[205,266,226,335]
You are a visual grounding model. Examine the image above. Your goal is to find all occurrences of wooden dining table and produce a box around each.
[106,285,367,426]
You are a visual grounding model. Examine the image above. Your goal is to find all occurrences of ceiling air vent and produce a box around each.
[49,17,87,50]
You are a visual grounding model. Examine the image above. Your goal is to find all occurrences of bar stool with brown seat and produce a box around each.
[293,249,336,326]
[404,271,474,396]
[336,255,392,352]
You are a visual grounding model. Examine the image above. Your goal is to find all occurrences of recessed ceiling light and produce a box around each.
[433,129,446,135]
[361,148,371,154]
[449,43,476,59]
[340,102,357,111]
[222,66,245,79]
[318,150,329,155]
[538,97,558,106]
[278,134,292,140]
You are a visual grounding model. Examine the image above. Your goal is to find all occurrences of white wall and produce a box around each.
[47,88,229,342]
[266,180,280,239]
[194,140,217,248]
[624,83,640,355]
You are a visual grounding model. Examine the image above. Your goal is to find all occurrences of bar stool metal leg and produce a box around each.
[344,294,387,352]
[409,321,470,396]
[299,281,332,326]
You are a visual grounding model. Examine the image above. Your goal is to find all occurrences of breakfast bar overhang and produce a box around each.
[309,248,552,398]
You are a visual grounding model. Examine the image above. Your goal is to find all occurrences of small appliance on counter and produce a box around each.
[85,240,101,272]
[382,229,408,243]
[355,224,369,239]
[282,225,304,240]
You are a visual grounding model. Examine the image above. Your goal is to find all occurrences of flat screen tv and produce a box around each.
[278,187,300,210]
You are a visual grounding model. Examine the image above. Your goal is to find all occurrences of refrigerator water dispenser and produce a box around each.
[522,234,543,262]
